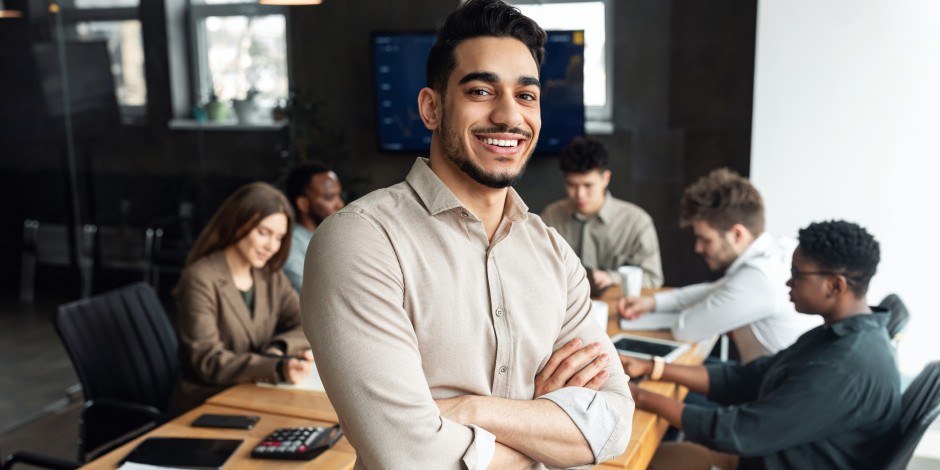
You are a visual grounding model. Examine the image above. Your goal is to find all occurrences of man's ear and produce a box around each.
[828,274,849,298]
[601,169,612,187]
[418,87,441,131]
[295,196,309,215]
[729,223,752,245]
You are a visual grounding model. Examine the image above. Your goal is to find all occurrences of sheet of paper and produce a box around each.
[619,312,679,331]
[118,463,188,470]
[256,358,325,392]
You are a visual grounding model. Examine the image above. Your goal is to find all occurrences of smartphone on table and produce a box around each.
[191,413,260,430]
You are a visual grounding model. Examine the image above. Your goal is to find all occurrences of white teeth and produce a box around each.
[481,137,519,147]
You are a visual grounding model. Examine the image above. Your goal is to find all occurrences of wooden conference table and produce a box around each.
[595,286,714,470]
[82,286,711,469]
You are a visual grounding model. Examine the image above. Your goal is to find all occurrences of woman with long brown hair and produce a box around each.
[168,182,312,414]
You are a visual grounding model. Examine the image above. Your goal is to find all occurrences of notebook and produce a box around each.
[257,359,325,392]
[619,312,679,331]
[120,437,242,470]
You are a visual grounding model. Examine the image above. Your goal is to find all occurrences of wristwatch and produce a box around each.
[650,356,665,381]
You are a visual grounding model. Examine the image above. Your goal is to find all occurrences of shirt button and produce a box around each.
[495,308,504,317]
[460,211,469,218]
[498,366,507,374]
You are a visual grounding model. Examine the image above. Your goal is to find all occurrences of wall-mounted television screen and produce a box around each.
[372,31,585,155]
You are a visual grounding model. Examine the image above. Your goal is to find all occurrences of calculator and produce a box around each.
[250,424,343,460]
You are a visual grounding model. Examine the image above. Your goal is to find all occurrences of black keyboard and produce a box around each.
[250,425,343,460]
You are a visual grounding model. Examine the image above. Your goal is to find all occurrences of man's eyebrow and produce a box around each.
[518,76,541,88]
[457,72,542,89]
[458,71,499,85]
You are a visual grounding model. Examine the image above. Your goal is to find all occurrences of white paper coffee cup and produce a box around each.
[618,265,643,297]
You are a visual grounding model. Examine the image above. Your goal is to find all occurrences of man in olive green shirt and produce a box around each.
[541,137,664,290]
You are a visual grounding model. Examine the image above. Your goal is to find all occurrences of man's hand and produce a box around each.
[534,338,610,398]
[618,295,655,319]
[619,355,652,379]
[591,270,614,291]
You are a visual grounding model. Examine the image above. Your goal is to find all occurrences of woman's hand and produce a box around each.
[283,356,312,383]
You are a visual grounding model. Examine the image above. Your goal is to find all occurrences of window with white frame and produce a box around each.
[511,0,612,125]
[189,0,289,118]
[59,0,147,123]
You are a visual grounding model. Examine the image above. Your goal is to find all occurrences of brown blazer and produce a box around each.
[168,250,309,414]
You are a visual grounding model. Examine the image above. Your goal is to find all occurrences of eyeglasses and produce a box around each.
[789,267,857,284]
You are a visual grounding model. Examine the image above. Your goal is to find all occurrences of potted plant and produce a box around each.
[205,88,228,122]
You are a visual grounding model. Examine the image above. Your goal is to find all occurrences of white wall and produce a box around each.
[751,0,940,375]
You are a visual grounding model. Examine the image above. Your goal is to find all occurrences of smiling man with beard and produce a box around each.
[301,1,633,469]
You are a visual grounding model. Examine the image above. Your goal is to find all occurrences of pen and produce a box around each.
[260,352,310,362]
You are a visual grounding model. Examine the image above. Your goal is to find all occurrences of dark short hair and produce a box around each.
[285,161,332,217]
[559,137,608,173]
[426,0,546,94]
[679,168,765,236]
[798,220,880,296]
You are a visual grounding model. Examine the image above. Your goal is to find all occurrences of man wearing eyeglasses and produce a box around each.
[621,220,899,470]
[619,168,820,363]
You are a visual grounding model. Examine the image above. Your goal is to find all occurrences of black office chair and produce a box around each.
[878,293,910,341]
[884,361,940,470]
[0,452,78,470]
[53,282,180,462]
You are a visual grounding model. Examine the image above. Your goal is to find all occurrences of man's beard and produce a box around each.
[439,107,534,189]
[708,238,738,273]
[308,210,325,227]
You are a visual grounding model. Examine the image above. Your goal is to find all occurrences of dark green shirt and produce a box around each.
[239,286,255,317]
[682,309,901,470]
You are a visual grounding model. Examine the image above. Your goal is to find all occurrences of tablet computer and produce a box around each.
[610,333,690,363]
[121,437,242,470]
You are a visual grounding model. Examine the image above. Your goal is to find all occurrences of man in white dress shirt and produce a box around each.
[619,168,819,363]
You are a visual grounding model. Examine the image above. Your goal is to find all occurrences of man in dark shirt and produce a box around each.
[621,220,900,470]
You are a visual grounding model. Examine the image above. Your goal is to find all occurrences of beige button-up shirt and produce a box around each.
[541,195,664,288]
[303,158,632,469]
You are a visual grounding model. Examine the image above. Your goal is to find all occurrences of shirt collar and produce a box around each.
[726,232,774,273]
[573,191,613,223]
[829,307,891,336]
[405,157,529,222]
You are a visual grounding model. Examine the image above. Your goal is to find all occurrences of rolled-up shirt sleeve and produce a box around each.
[539,387,627,463]
[302,212,492,469]
[544,230,634,464]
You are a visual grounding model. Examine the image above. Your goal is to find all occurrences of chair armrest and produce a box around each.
[88,397,167,424]
[1,451,80,470]
[80,398,168,460]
